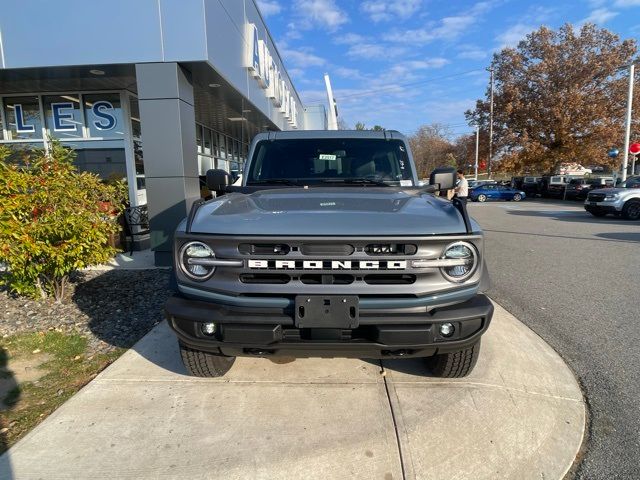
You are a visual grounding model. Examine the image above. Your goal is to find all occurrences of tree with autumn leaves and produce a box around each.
[466,23,640,174]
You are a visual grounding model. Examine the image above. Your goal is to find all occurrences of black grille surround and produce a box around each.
[587,193,606,202]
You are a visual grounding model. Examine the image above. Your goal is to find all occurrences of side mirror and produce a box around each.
[206,169,232,193]
[429,167,457,191]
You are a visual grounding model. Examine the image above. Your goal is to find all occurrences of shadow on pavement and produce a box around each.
[0,346,17,479]
[595,232,640,243]
[126,321,188,375]
[73,269,172,350]
[505,209,634,226]
[363,357,435,377]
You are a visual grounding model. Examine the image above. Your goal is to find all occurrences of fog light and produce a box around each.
[201,322,217,336]
[439,323,455,337]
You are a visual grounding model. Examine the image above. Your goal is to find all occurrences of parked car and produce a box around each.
[585,175,640,219]
[522,176,542,197]
[468,179,497,190]
[566,177,614,200]
[470,184,526,202]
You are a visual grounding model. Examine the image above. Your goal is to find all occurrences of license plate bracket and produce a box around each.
[590,201,598,206]
[295,295,359,328]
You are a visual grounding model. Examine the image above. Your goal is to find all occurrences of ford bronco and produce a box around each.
[164,130,493,377]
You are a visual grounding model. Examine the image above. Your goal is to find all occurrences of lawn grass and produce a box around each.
[0,332,123,454]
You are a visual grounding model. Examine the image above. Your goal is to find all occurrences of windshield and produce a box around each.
[246,138,414,186]
[621,176,640,188]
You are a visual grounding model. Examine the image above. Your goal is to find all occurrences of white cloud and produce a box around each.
[280,48,327,67]
[457,44,488,60]
[256,0,282,17]
[293,0,348,30]
[495,23,535,48]
[580,8,619,25]
[346,43,407,59]
[333,33,366,45]
[613,0,640,6]
[361,0,422,22]
[333,66,366,80]
[384,1,497,45]
[405,58,450,69]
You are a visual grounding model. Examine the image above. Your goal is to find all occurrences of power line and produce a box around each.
[303,68,486,103]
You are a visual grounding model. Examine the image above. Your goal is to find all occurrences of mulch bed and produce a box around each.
[0,269,172,354]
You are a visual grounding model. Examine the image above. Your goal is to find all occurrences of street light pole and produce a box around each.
[621,63,635,182]
[474,126,479,180]
[487,67,494,178]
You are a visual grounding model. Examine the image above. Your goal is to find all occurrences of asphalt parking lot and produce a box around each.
[468,199,640,479]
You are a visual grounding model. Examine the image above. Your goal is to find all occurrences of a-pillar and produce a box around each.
[135,63,199,266]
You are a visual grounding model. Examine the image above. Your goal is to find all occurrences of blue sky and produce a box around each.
[257,0,640,137]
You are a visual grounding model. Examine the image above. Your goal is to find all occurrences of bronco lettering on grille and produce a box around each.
[248,260,407,270]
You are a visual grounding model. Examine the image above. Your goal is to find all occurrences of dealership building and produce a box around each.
[0,0,327,265]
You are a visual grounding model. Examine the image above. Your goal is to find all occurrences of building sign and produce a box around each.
[1,92,122,141]
[245,23,298,128]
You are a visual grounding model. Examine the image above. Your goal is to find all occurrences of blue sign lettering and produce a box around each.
[92,101,116,130]
[52,102,77,131]
[14,104,36,133]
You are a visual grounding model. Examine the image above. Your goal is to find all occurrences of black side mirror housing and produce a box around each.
[206,169,232,193]
[429,167,457,191]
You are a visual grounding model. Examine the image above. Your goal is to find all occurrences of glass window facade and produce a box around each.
[195,122,248,177]
[1,91,251,205]
[43,94,83,140]
[4,96,43,140]
[83,93,124,139]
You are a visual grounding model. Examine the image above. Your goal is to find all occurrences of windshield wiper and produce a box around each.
[320,178,389,187]
[248,178,301,186]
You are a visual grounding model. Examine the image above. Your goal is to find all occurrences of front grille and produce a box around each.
[239,244,290,255]
[300,244,354,256]
[365,244,417,255]
[300,274,354,285]
[364,274,416,285]
[588,193,606,202]
[240,274,290,284]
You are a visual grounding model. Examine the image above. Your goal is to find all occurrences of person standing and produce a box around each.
[455,170,469,205]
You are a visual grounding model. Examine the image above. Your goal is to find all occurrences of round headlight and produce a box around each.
[180,241,216,280]
[440,241,478,283]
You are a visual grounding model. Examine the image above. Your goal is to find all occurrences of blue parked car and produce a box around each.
[470,184,526,202]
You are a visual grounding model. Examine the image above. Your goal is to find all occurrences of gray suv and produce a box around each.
[585,176,640,219]
[164,130,493,378]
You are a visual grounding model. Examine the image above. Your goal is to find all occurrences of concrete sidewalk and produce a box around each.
[0,302,585,480]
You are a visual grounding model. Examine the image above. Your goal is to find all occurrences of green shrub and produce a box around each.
[0,141,126,301]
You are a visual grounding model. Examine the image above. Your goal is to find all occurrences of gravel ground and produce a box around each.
[0,269,172,354]
[468,199,640,479]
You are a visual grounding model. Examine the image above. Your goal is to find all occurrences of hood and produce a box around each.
[188,187,472,236]
[590,187,627,194]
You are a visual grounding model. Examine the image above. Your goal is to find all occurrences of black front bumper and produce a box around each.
[584,204,618,215]
[164,293,494,359]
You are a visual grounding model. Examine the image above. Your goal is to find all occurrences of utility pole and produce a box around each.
[474,126,479,180]
[324,73,338,130]
[487,66,494,178]
[621,63,635,182]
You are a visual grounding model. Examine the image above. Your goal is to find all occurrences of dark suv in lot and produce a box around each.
[566,177,613,200]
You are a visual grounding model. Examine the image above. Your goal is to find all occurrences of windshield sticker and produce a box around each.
[318,154,337,160]
[400,180,412,187]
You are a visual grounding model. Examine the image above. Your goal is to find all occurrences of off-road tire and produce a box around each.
[512,193,522,202]
[426,340,481,378]
[621,200,640,220]
[179,341,236,377]
[477,194,487,202]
